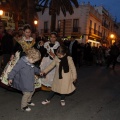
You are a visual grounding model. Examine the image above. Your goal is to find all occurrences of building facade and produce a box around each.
[37,3,116,47]
[1,11,15,30]
[95,6,115,46]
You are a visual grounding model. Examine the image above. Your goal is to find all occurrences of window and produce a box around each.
[90,20,92,28]
[5,12,8,16]
[57,20,61,32]
[94,23,96,34]
[98,25,101,36]
[73,19,79,32]
[89,20,92,34]
[98,25,100,32]
[73,19,79,28]
[44,21,48,33]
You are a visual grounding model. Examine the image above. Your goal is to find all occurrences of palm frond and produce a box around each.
[37,0,79,16]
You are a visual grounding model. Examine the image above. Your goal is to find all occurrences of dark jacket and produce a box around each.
[8,56,40,92]
[110,45,119,57]
[69,40,78,58]
[1,33,13,54]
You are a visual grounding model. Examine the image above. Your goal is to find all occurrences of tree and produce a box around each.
[3,0,37,30]
[37,0,79,31]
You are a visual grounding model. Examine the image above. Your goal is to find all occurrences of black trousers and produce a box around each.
[47,91,66,101]
[107,55,117,69]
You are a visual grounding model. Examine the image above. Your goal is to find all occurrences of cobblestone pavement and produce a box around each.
[0,65,120,120]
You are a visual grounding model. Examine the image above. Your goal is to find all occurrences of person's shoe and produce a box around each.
[41,100,50,105]
[22,106,31,112]
[28,102,35,106]
[60,100,65,106]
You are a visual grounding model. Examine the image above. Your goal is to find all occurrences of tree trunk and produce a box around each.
[51,14,56,32]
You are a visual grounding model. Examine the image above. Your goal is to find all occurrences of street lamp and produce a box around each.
[34,20,38,32]
[110,33,115,45]
[0,10,3,20]
[110,34,115,39]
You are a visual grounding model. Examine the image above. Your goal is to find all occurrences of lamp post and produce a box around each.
[34,20,38,32]
[110,33,115,45]
[0,10,3,21]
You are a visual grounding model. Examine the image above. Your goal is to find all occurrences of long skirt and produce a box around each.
[40,56,55,87]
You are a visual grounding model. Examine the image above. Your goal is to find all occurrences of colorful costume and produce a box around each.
[40,41,60,87]
[0,37,41,89]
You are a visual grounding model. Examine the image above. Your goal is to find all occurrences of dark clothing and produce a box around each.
[0,34,4,55]
[69,40,78,66]
[59,55,69,79]
[1,33,13,54]
[12,42,25,57]
[12,40,35,58]
[8,56,40,92]
[84,44,92,65]
[110,45,119,57]
[34,42,47,59]
[106,45,119,69]
[47,91,66,101]
[1,33,14,67]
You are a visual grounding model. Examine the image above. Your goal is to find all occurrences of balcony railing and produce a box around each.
[102,22,109,29]
[72,27,80,33]
[40,27,81,36]
[89,28,102,37]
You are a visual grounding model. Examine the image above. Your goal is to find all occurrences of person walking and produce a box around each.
[106,42,119,69]
[41,45,77,106]
[68,36,78,67]
[40,32,60,89]
[8,48,41,112]
[1,28,14,68]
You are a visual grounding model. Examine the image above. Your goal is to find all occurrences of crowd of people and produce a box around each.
[0,21,120,112]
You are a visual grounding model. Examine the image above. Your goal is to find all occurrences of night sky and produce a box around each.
[78,0,120,22]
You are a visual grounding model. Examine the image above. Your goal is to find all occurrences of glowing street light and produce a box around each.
[0,10,3,16]
[110,34,115,39]
[34,20,38,25]
[34,20,38,32]
[110,34,116,45]
[0,10,3,20]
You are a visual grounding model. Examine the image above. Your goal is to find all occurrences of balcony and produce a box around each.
[72,27,80,33]
[102,22,109,29]
[89,28,102,37]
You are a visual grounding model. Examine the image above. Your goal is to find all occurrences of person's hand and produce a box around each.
[8,80,13,86]
[49,50,55,58]
[10,55,14,60]
[39,41,44,46]
[40,71,45,76]
[73,79,77,83]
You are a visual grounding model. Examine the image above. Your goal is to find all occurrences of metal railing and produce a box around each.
[89,28,102,37]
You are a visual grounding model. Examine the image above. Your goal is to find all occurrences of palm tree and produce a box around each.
[37,0,79,31]
[4,0,37,30]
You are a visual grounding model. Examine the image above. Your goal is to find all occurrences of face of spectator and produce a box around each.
[24,29,31,38]
[50,34,57,43]
[7,29,13,35]
[32,33,36,39]
[18,29,23,36]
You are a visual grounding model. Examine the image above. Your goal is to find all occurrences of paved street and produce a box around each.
[0,65,120,120]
